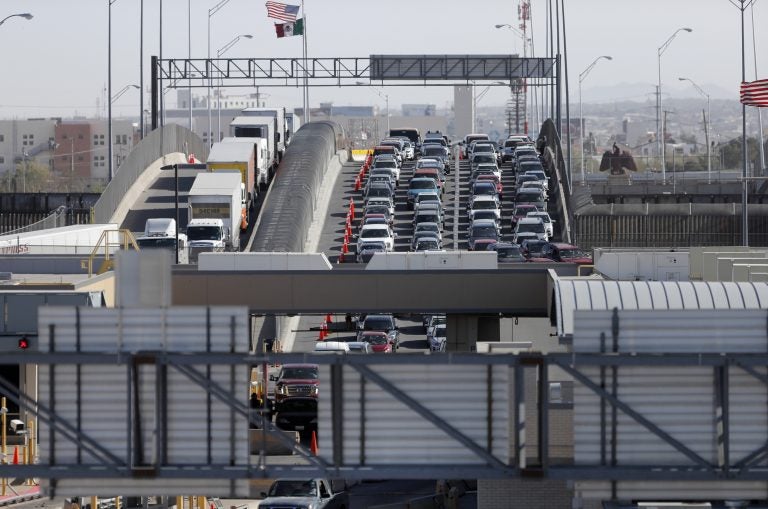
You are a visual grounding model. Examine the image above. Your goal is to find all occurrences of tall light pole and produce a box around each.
[111,84,140,103]
[657,27,692,183]
[108,0,122,182]
[208,0,233,147]
[217,34,253,142]
[678,77,711,184]
[579,56,612,185]
[357,82,390,133]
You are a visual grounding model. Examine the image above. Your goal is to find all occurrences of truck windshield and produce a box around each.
[269,480,317,497]
[137,238,177,249]
[187,227,222,241]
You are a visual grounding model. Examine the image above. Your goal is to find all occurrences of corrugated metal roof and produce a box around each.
[555,279,768,336]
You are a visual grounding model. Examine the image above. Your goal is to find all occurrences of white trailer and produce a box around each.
[229,117,277,177]
[240,107,286,161]
[187,173,241,262]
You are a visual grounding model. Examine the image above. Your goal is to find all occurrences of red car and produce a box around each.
[359,331,394,353]
[541,243,593,264]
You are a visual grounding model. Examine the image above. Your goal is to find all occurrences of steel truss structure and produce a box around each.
[3,350,768,487]
[154,55,556,88]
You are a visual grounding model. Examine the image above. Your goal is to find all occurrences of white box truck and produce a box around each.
[206,141,256,227]
[220,136,270,191]
[240,107,286,162]
[135,218,189,264]
[229,117,277,178]
[186,172,241,262]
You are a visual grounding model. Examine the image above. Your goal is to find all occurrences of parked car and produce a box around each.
[520,238,549,259]
[259,479,349,509]
[414,237,442,252]
[273,397,318,436]
[541,242,593,264]
[272,364,319,406]
[357,314,400,348]
[413,222,442,245]
[468,218,500,250]
[467,195,501,221]
[411,231,442,251]
[526,211,554,238]
[407,178,439,209]
[489,242,527,263]
[359,331,394,353]
[427,323,447,352]
[514,217,548,242]
[357,224,395,252]
[357,241,388,263]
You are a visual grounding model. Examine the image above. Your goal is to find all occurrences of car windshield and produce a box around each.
[525,242,546,255]
[361,228,389,239]
[417,195,440,204]
[364,317,394,330]
[410,181,436,191]
[472,211,497,221]
[269,480,317,498]
[473,200,498,211]
[416,214,439,224]
[281,366,318,379]
[416,224,439,234]
[434,327,446,338]
[472,225,498,238]
[530,214,550,223]
[187,226,221,241]
[374,160,397,169]
[424,147,444,156]
[518,223,545,234]
[364,335,388,345]
[416,240,439,250]
[369,176,390,185]
[473,144,494,153]
[473,183,496,194]
[515,207,535,216]
[361,242,387,252]
[497,246,522,258]
[367,187,393,198]
[418,160,440,168]
[473,155,495,164]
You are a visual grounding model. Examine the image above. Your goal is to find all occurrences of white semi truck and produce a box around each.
[240,107,287,162]
[229,117,277,180]
[186,172,241,263]
[135,218,188,264]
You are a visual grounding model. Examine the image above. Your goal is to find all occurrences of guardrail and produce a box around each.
[92,125,209,224]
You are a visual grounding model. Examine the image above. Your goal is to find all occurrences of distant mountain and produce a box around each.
[581,81,737,103]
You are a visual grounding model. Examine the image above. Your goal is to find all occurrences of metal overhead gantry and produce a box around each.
[150,54,558,129]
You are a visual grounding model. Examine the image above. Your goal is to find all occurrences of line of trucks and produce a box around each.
[135,108,300,262]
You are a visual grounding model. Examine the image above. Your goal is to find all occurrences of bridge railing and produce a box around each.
[538,119,574,245]
[92,124,208,224]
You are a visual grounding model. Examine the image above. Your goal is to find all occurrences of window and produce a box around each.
[0,156,4,164]
[78,133,83,139]
[0,135,4,142]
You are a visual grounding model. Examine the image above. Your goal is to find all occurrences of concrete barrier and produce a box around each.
[248,429,299,455]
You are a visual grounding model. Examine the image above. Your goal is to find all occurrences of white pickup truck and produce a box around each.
[259,479,349,509]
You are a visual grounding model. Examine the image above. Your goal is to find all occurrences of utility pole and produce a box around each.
[70,138,75,193]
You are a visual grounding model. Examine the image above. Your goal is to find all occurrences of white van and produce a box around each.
[314,341,350,354]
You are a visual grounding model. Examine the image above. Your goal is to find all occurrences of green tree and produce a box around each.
[12,159,52,193]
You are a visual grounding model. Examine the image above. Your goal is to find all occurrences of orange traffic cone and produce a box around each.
[325,313,333,324]
[354,176,361,191]
[318,322,326,341]
[12,446,19,465]
[349,198,355,220]
[188,153,196,163]
[310,430,318,455]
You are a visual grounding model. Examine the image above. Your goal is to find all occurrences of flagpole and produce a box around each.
[302,0,309,124]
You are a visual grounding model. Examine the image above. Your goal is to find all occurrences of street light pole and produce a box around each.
[657,27,693,183]
[678,77,711,184]
[217,35,253,142]
[0,12,33,27]
[208,0,233,147]
[578,56,612,185]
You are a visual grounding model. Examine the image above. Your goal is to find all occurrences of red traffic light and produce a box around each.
[18,337,29,349]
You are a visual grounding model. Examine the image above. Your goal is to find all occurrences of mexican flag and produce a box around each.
[275,18,304,38]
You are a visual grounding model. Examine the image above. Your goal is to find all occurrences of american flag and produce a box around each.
[740,78,768,107]
[265,1,300,22]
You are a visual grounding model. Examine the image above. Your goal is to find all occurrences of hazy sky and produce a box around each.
[0,0,764,119]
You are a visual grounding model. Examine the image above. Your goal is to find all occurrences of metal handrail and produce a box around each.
[86,229,139,277]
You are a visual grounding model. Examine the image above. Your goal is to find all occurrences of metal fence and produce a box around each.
[0,206,89,235]
[92,124,209,224]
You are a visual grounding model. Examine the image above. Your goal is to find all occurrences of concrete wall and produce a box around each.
[478,479,573,509]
